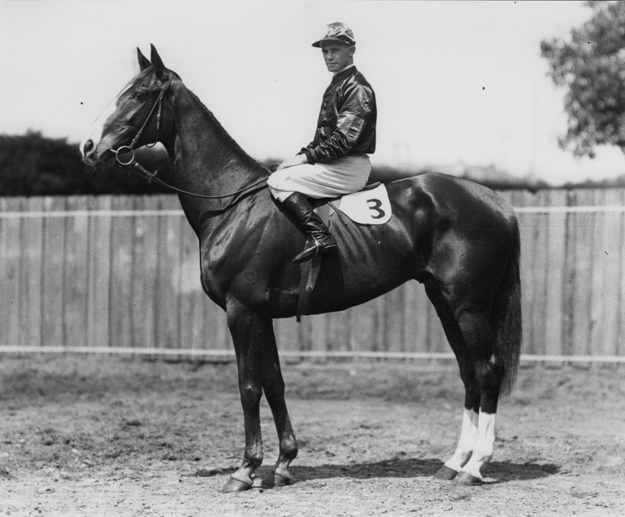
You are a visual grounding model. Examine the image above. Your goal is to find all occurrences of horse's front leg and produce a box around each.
[221,300,269,493]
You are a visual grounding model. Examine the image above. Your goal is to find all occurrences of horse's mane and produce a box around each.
[126,66,270,176]
[151,69,268,177]
[183,84,271,176]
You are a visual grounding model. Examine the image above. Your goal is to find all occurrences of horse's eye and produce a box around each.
[133,91,146,101]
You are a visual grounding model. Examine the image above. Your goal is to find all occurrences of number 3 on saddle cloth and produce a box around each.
[296,183,392,321]
[329,183,392,225]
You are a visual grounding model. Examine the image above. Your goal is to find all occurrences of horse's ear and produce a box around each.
[137,47,151,71]
[150,44,168,81]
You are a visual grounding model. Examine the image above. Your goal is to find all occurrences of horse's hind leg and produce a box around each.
[432,304,501,485]
[423,279,481,481]
[453,310,503,485]
[259,333,298,488]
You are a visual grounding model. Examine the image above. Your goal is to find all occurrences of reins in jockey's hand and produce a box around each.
[109,77,267,202]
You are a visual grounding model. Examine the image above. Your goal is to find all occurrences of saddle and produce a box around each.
[296,182,383,322]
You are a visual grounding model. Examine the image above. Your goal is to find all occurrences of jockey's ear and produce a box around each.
[150,44,168,82]
[137,47,151,71]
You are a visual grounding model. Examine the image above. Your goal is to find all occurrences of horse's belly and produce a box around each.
[289,220,421,316]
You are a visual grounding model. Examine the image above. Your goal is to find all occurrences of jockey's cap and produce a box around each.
[312,22,355,48]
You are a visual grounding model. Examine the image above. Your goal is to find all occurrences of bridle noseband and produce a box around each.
[109,76,267,202]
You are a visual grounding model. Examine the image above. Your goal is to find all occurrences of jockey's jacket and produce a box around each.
[299,66,377,164]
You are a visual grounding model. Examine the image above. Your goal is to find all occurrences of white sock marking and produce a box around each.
[461,411,496,479]
[444,408,479,472]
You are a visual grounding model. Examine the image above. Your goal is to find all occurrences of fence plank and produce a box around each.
[207,304,231,352]
[597,189,623,357]
[588,190,607,357]
[86,196,113,348]
[567,189,595,357]
[41,197,66,347]
[296,314,314,353]
[109,196,135,348]
[63,197,90,348]
[326,310,351,353]
[383,286,405,353]
[545,190,568,357]
[0,198,22,346]
[511,190,536,355]
[408,282,430,354]
[129,196,159,348]
[520,192,547,355]
[308,313,328,357]
[155,196,183,348]
[402,283,420,353]
[19,197,43,347]
[426,293,448,353]
[274,317,300,353]
[178,212,205,351]
[348,299,375,353]
[198,282,230,352]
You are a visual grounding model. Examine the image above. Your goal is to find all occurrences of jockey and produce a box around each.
[268,22,377,263]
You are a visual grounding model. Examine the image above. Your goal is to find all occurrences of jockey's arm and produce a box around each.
[301,82,374,164]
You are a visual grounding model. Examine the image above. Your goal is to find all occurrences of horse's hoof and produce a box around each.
[433,465,458,481]
[221,476,253,493]
[453,471,483,486]
[261,470,293,489]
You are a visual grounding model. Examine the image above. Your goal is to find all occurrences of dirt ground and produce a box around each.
[0,355,623,517]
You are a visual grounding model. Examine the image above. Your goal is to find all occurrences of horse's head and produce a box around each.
[80,44,175,167]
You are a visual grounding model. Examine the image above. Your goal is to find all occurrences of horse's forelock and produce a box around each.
[120,67,180,97]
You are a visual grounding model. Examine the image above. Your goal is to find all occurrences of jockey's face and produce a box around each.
[321,42,355,73]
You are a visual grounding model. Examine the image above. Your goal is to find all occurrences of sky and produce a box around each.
[1,0,624,186]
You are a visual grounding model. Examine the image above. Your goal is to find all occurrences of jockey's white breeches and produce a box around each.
[267,154,371,202]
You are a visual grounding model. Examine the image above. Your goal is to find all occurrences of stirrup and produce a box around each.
[293,236,336,264]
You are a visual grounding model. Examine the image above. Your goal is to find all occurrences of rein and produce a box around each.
[109,77,268,203]
[112,146,268,201]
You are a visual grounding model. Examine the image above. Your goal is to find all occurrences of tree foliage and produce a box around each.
[0,131,171,196]
[0,131,619,196]
[541,1,625,158]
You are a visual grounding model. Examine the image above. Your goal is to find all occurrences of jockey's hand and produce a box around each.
[276,154,308,171]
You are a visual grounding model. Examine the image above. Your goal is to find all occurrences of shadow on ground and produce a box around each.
[196,458,560,484]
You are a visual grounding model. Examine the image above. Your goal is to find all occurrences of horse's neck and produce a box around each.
[163,82,268,222]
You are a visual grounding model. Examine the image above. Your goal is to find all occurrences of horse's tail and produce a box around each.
[492,219,523,396]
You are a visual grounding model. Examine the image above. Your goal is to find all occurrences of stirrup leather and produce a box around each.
[309,236,324,256]
[293,234,336,264]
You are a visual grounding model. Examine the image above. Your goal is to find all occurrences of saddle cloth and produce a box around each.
[329,184,392,225]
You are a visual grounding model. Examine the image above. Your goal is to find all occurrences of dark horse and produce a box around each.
[80,46,522,492]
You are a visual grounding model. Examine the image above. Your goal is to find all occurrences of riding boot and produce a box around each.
[280,192,338,263]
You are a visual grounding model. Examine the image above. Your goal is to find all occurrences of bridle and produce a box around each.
[109,76,267,202]
[110,77,170,168]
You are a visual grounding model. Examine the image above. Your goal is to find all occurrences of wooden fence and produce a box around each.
[0,189,624,361]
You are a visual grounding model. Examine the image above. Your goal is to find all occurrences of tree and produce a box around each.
[0,131,172,196]
[541,1,625,159]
